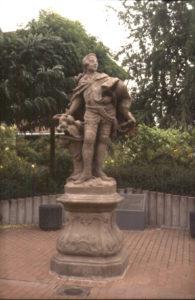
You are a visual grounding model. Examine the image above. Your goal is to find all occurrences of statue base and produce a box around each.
[50,178,129,280]
[51,248,129,280]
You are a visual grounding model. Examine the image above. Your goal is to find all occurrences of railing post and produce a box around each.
[10,199,17,225]
[18,198,25,225]
[149,191,157,226]
[41,195,49,205]
[25,197,33,225]
[157,192,164,227]
[180,195,188,228]
[164,193,172,227]
[143,190,149,226]
[0,200,10,225]
[187,196,195,228]
[33,196,41,225]
[172,195,180,227]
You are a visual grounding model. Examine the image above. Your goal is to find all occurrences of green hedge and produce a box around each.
[0,124,195,199]
[104,124,195,196]
[105,163,195,195]
[0,125,72,200]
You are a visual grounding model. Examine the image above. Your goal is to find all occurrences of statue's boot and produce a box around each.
[67,172,82,181]
[74,172,92,184]
[94,169,112,181]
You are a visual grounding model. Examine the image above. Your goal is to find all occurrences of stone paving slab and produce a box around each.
[0,226,194,299]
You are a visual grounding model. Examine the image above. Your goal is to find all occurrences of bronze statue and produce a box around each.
[54,53,135,184]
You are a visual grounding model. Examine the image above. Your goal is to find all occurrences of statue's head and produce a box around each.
[82,53,98,73]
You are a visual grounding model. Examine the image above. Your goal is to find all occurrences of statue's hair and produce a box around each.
[82,53,97,72]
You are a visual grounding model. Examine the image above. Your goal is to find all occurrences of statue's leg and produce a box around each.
[67,141,83,181]
[75,122,98,184]
[94,120,112,181]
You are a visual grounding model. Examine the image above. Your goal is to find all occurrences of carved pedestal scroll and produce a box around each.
[50,178,129,280]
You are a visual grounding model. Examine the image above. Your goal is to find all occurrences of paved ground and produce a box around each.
[0,226,194,299]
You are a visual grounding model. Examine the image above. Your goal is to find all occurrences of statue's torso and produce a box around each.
[82,73,114,108]
[83,80,102,106]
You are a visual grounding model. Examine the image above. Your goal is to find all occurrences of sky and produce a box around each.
[0,0,128,54]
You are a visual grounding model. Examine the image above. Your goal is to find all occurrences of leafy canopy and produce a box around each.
[113,0,195,130]
[0,10,128,131]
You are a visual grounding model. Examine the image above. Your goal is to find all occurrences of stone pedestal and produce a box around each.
[50,178,129,280]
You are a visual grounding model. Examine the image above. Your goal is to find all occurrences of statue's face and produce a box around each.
[86,56,98,72]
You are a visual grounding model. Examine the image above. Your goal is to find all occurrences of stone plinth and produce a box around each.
[50,178,129,280]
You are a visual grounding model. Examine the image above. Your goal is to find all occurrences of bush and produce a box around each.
[110,124,194,166]
[105,163,195,195]
[0,124,16,150]
[0,146,33,199]
[1,124,194,199]
[104,125,195,195]
[0,126,72,200]
[16,136,40,164]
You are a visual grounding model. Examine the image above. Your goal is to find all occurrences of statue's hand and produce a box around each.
[75,120,84,129]
[117,111,136,134]
[66,115,75,124]
[53,114,61,120]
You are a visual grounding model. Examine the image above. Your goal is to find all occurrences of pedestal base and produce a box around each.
[50,178,129,280]
[51,248,129,280]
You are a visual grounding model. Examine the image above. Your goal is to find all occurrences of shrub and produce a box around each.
[15,136,40,166]
[0,126,73,200]
[0,147,32,199]
[1,124,194,199]
[104,125,195,195]
[0,124,16,150]
[105,163,195,195]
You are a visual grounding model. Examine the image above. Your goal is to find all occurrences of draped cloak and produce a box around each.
[68,72,134,137]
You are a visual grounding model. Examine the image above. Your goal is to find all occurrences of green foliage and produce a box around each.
[1,124,195,199]
[104,124,195,195]
[15,135,73,185]
[0,10,128,184]
[0,10,128,130]
[114,0,195,129]
[0,29,71,129]
[106,124,194,166]
[106,163,195,196]
[0,124,17,150]
[30,11,128,80]
[0,126,72,200]
[0,141,34,199]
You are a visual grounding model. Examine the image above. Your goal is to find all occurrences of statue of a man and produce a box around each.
[55,53,135,184]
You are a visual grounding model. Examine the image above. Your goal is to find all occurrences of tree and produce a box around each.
[113,0,195,130]
[0,10,128,178]
[0,29,79,129]
[0,10,128,128]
